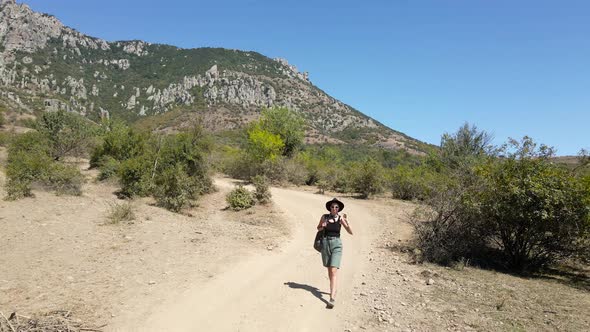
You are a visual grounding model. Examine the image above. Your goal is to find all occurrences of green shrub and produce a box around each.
[476,137,590,271]
[412,136,590,272]
[90,120,147,168]
[5,131,84,199]
[36,110,96,160]
[224,151,258,180]
[97,156,121,181]
[323,166,351,193]
[252,175,271,204]
[259,158,289,184]
[97,124,214,212]
[282,157,308,185]
[388,165,445,201]
[0,131,14,147]
[226,185,255,211]
[118,156,153,198]
[350,158,385,198]
[5,132,53,199]
[45,162,84,196]
[155,130,213,195]
[0,110,5,128]
[153,164,197,212]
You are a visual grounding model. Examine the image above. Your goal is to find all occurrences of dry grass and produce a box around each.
[0,310,105,332]
[105,201,135,224]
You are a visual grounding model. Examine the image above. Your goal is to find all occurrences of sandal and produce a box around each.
[327,298,335,309]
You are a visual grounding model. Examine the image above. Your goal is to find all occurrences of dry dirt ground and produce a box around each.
[1,147,589,331]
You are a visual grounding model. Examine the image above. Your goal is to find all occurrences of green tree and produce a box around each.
[246,124,285,162]
[258,107,305,157]
[440,122,494,169]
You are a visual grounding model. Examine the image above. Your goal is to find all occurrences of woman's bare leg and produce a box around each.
[328,267,338,300]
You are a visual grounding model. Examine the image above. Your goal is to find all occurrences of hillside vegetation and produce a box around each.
[2,105,588,275]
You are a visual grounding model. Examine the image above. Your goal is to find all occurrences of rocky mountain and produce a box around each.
[0,0,427,153]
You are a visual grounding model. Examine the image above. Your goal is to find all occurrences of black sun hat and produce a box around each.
[325,198,344,212]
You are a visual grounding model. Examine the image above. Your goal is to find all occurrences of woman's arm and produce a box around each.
[340,214,353,235]
[317,215,327,231]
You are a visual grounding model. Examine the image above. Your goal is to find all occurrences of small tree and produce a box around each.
[478,137,590,271]
[36,110,95,160]
[246,124,285,163]
[440,122,494,169]
[258,107,305,157]
[350,158,384,198]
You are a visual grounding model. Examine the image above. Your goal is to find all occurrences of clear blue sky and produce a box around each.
[21,0,590,156]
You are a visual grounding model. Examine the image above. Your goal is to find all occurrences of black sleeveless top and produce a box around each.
[324,214,341,237]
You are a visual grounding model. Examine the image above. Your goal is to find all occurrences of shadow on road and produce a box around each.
[283,281,330,306]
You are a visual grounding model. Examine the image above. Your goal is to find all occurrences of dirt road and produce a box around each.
[111,180,376,331]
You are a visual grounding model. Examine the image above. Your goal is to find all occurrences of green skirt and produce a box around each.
[321,236,343,268]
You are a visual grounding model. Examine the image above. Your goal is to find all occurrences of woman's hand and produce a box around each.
[317,216,327,231]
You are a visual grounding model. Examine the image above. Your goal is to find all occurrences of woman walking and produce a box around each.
[316,198,353,308]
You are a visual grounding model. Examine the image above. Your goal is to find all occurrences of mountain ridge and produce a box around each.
[0,0,429,153]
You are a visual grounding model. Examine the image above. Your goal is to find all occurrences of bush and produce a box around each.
[0,131,14,147]
[316,179,328,194]
[36,110,96,160]
[476,137,590,271]
[323,166,351,193]
[5,132,53,199]
[412,136,590,272]
[259,158,289,184]
[153,164,198,212]
[118,156,153,198]
[388,165,445,201]
[226,185,255,211]
[155,129,213,196]
[96,123,213,212]
[282,157,308,185]
[409,179,488,265]
[350,158,384,198]
[107,201,135,224]
[45,162,84,196]
[252,175,271,204]
[5,131,84,199]
[97,156,121,181]
[90,120,147,168]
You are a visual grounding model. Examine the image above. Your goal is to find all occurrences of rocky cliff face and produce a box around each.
[0,0,425,152]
